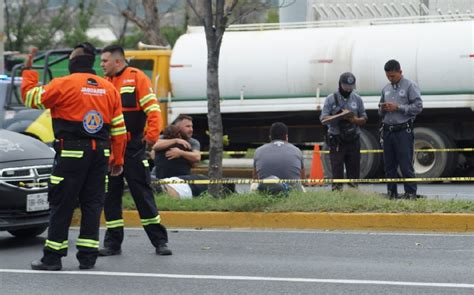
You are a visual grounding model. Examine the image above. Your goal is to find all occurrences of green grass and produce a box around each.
[122,190,474,213]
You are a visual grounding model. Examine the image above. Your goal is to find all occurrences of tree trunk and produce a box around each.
[187,0,239,197]
[204,0,225,197]
[206,44,224,197]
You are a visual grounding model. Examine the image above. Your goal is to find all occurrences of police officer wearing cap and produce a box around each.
[320,72,368,191]
[379,59,423,199]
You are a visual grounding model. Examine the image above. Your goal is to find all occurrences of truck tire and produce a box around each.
[320,129,382,179]
[321,143,332,178]
[413,127,458,178]
[360,129,383,178]
[8,225,48,238]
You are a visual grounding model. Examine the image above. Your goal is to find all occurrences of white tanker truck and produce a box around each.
[168,15,473,179]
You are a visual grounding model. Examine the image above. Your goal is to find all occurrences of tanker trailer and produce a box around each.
[169,16,474,179]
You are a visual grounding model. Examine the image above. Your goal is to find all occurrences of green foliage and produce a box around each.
[161,26,186,48]
[118,28,146,50]
[266,8,279,23]
[63,0,102,47]
[4,0,102,51]
[121,190,474,213]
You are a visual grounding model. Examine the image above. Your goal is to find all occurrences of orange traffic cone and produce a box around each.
[308,144,324,186]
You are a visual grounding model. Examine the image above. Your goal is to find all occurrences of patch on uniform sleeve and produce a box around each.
[83,110,104,134]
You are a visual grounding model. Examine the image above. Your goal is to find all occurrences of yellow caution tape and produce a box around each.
[153,177,474,185]
[201,148,474,156]
[316,148,474,154]
[201,151,247,155]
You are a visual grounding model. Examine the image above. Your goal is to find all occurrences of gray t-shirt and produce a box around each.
[159,135,200,151]
[188,137,200,151]
[320,91,368,135]
[253,140,304,179]
[378,77,423,124]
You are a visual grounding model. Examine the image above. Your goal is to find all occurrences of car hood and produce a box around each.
[0,129,55,162]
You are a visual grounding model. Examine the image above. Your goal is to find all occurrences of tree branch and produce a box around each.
[186,0,206,26]
[121,9,148,30]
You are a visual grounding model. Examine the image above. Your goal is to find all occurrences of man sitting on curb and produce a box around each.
[252,122,306,195]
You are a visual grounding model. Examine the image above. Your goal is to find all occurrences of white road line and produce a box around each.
[91,227,474,237]
[1,269,473,289]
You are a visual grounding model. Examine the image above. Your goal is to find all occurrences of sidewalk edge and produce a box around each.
[72,211,474,232]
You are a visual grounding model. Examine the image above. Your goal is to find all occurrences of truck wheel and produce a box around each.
[8,226,48,238]
[413,127,458,178]
[320,129,382,179]
[320,142,332,178]
[359,129,383,178]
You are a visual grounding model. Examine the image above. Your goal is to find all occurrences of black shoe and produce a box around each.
[156,244,172,256]
[403,193,426,200]
[403,192,417,199]
[386,192,399,199]
[31,259,62,271]
[79,263,95,270]
[98,248,121,256]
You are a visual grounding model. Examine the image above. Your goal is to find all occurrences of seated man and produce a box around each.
[253,122,306,195]
[153,125,192,178]
[152,114,201,178]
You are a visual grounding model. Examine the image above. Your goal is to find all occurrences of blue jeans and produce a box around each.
[383,129,416,195]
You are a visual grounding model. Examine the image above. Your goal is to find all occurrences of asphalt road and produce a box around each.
[1,228,473,294]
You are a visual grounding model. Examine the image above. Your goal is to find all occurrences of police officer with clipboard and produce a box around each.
[320,72,367,191]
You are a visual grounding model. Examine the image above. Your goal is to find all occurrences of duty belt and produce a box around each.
[382,121,412,132]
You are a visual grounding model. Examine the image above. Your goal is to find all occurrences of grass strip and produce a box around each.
[122,189,474,213]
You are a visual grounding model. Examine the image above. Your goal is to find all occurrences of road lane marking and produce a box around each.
[92,227,474,237]
[1,269,473,289]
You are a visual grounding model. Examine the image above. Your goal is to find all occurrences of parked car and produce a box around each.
[0,128,54,237]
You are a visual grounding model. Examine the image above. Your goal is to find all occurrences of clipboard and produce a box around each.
[321,109,354,124]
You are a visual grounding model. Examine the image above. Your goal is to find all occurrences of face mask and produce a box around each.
[68,55,95,74]
[339,85,352,98]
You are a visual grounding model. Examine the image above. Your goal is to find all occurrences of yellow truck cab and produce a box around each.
[125,50,172,125]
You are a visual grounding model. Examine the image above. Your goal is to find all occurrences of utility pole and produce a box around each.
[0,0,4,74]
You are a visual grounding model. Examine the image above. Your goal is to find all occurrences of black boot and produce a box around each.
[31,258,62,271]
[98,247,122,256]
[156,243,172,256]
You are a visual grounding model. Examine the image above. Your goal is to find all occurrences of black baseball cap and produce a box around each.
[339,72,356,90]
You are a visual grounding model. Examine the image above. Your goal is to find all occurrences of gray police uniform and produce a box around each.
[320,92,367,190]
[379,77,423,197]
[320,92,367,136]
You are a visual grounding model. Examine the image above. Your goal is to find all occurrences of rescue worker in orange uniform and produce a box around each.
[98,45,172,256]
[22,43,127,271]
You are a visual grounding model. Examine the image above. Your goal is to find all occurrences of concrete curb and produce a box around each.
[72,211,474,232]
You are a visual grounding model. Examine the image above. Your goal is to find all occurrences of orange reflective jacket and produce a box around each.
[21,70,127,166]
[106,66,162,143]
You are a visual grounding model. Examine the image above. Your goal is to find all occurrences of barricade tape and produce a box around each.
[152,176,474,185]
[201,148,474,155]
[201,151,247,155]
[317,148,474,154]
